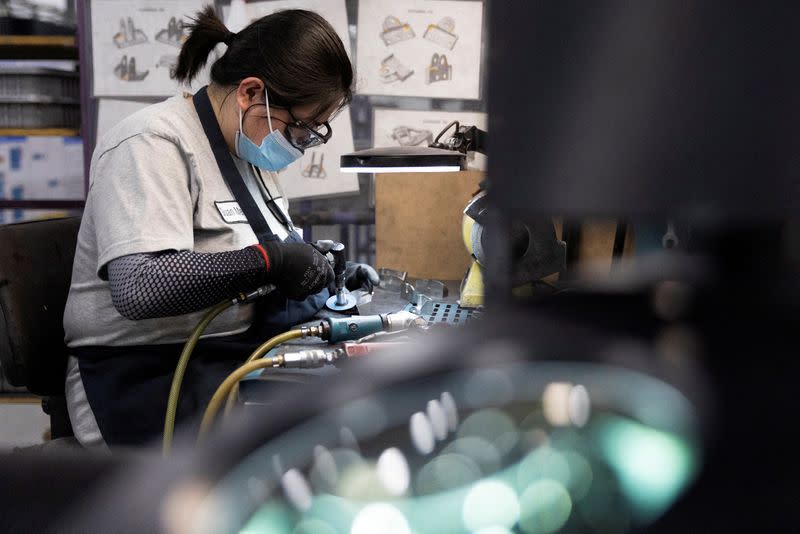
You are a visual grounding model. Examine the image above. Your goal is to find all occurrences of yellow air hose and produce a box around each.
[198,355,286,443]
[222,329,305,418]
[162,299,234,456]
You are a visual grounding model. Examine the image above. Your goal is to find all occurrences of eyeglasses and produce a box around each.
[270,107,332,151]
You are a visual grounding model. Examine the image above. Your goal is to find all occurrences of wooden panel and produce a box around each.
[0,129,79,137]
[0,36,75,47]
[0,36,78,60]
[376,171,484,280]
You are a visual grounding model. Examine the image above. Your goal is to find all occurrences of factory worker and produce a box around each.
[62,7,378,448]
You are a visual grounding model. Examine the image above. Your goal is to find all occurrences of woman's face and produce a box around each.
[235,77,336,148]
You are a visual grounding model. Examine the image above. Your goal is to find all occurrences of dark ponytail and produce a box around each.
[173,5,232,84]
[174,5,353,118]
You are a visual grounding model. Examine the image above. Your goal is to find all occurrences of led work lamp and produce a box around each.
[340,121,487,173]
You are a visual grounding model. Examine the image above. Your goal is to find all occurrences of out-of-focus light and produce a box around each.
[443,436,501,476]
[160,479,213,534]
[238,501,293,534]
[350,503,411,534]
[562,451,593,501]
[309,445,339,493]
[416,453,482,495]
[377,448,411,496]
[339,398,388,440]
[427,399,449,440]
[474,527,514,534]
[457,409,519,457]
[292,518,338,534]
[599,416,696,521]
[305,494,358,534]
[281,469,313,512]
[337,461,388,501]
[516,447,571,491]
[246,476,269,504]
[518,479,573,534]
[339,426,360,452]
[462,480,520,531]
[464,368,515,408]
[410,412,436,455]
[542,382,572,427]
[440,391,459,431]
[568,385,591,427]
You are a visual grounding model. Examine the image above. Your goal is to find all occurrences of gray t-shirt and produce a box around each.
[64,94,295,348]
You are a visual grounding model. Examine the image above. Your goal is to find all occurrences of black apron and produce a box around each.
[76,87,328,447]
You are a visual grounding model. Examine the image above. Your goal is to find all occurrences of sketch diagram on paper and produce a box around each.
[155,54,178,71]
[391,126,433,146]
[301,153,326,179]
[423,16,458,50]
[155,16,188,48]
[113,55,149,81]
[426,53,452,84]
[113,17,148,48]
[380,15,414,46]
[379,54,414,83]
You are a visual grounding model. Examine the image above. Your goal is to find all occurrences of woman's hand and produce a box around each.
[259,242,335,300]
[343,262,381,293]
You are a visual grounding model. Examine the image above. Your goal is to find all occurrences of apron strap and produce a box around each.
[192,86,278,243]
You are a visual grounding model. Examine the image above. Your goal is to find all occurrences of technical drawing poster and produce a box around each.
[357,0,484,99]
[91,0,207,97]
[223,0,358,199]
[373,108,488,170]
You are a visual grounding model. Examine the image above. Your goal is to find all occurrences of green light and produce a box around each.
[516,447,571,491]
[462,480,520,531]
[598,416,696,522]
[351,503,411,534]
[304,494,357,534]
[473,527,514,534]
[239,501,293,534]
[518,479,572,534]
[457,409,519,457]
[416,453,482,495]
[292,518,338,534]
[443,437,502,476]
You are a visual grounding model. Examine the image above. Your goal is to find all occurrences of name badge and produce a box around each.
[214,201,248,224]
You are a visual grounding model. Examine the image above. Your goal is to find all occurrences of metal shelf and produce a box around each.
[0,200,84,210]
[0,35,78,60]
[0,128,79,136]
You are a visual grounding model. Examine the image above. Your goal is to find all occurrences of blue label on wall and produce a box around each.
[12,185,23,221]
[10,148,22,170]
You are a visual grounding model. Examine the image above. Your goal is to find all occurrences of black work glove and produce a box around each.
[343,261,381,293]
[258,242,335,301]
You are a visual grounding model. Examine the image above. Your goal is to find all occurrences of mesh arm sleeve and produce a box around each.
[107,248,267,320]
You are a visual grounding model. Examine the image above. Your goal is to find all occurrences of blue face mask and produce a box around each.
[235,88,303,172]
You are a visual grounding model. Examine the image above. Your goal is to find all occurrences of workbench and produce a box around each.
[238,281,462,404]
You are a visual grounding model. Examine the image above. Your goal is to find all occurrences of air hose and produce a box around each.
[222,329,306,418]
[198,357,283,443]
[162,299,234,456]
[198,343,341,444]
[162,285,275,456]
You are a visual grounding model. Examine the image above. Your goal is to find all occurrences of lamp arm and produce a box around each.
[429,123,488,155]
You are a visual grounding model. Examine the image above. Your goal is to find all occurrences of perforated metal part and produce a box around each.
[419,301,481,326]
